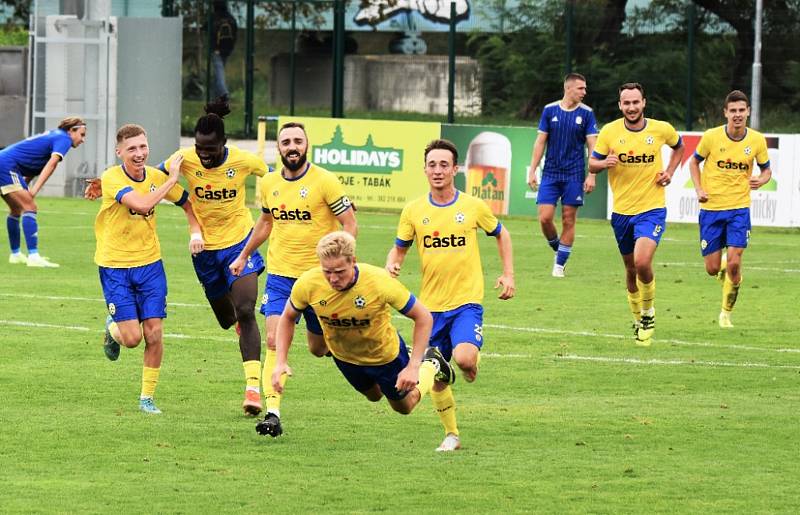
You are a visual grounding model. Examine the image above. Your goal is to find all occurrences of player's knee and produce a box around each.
[143,326,162,346]
[392,404,413,415]
[705,264,720,276]
[265,330,278,351]
[119,330,142,348]
[234,301,255,321]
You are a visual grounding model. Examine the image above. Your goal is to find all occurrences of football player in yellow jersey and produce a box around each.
[269,231,455,444]
[230,122,357,437]
[160,100,269,416]
[588,83,684,346]
[94,124,203,414]
[386,139,515,452]
[689,90,772,328]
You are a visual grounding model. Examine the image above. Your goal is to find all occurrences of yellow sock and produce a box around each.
[416,361,436,398]
[722,275,741,312]
[141,367,160,398]
[243,360,260,390]
[637,278,655,313]
[263,348,286,413]
[627,289,642,322]
[431,386,459,436]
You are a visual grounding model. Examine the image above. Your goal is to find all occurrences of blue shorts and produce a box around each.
[610,208,667,255]
[699,208,751,256]
[259,273,322,335]
[537,178,584,206]
[0,158,29,194]
[192,232,264,301]
[430,303,484,361]
[332,337,410,401]
[99,260,168,322]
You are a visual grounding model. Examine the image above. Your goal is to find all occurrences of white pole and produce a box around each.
[751,0,763,129]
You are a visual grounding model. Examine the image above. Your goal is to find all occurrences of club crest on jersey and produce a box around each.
[454,212,465,224]
[744,146,752,155]
[353,295,366,309]
[576,116,582,125]
[226,168,236,178]
[342,196,352,207]
[645,136,654,145]
[299,186,309,198]
[108,303,116,316]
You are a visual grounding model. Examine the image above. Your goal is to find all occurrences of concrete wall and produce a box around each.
[271,53,481,116]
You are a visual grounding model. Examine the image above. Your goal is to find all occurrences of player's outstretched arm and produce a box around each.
[583,135,598,193]
[494,226,515,300]
[230,211,273,276]
[689,158,708,203]
[395,301,433,393]
[271,303,301,394]
[385,245,409,278]
[28,154,62,197]
[181,200,205,255]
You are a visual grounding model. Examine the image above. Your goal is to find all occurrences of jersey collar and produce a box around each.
[428,189,459,207]
[120,163,146,182]
[341,265,360,292]
[724,126,748,142]
[281,162,311,181]
[623,118,648,133]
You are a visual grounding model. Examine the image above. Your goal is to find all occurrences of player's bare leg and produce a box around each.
[230,274,263,415]
[208,294,237,329]
[538,204,559,251]
[453,342,479,382]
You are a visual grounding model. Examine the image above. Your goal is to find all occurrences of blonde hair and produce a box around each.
[116,124,147,144]
[58,117,86,131]
[316,231,356,261]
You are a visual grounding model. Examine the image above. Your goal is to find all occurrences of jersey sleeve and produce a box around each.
[165,183,188,206]
[592,126,611,159]
[475,199,501,236]
[158,149,182,173]
[51,133,72,158]
[258,173,272,212]
[101,169,130,203]
[384,274,415,315]
[694,131,711,162]
[288,273,312,311]
[663,122,681,148]
[322,172,352,216]
[537,108,550,133]
[585,110,599,137]
[755,135,770,169]
[395,205,415,247]
[245,151,268,177]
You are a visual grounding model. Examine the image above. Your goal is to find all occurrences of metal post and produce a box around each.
[447,1,456,124]
[245,0,255,137]
[161,0,175,17]
[751,0,763,129]
[332,0,345,118]
[686,2,695,131]
[289,0,297,115]
[205,0,213,104]
[564,0,574,74]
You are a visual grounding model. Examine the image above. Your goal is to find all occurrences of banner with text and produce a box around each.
[279,116,441,210]
[606,132,800,228]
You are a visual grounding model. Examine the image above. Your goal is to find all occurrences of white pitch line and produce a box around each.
[4,293,800,354]
[559,354,800,370]
[659,262,800,273]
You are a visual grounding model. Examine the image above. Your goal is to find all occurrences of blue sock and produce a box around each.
[556,243,572,266]
[21,211,38,254]
[547,236,560,252]
[7,215,21,253]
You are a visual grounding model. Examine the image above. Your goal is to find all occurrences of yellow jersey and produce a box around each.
[693,126,770,211]
[161,145,267,250]
[94,165,188,268]
[290,263,414,366]
[593,118,682,215]
[259,163,352,278]
[396,191,501,312]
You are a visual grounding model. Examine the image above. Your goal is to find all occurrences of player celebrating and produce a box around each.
[230,121,357,437]
[270,231,455,445]
[385,138,514,452]
[159,99,269,415]
[527,72,599,277]
[1,117,86,267]
[588,82,684,346]
[95,124,202,414]
[689,90,772,328]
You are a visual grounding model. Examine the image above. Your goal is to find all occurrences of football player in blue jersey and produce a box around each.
[1,117,86,267]
[528,73,599,277]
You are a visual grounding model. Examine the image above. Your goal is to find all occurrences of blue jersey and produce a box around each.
[537,102,598,181]
[0,129,73,177]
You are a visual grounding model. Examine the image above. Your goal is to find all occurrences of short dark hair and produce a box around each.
[724,90,749,108]
[424,139,458,164]
[564,72,586,84]
[278,121,307,137]
[618,82,645,98]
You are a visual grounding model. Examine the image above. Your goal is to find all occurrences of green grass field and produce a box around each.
[1,198,799,513]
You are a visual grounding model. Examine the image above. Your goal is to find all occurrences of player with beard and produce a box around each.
[588,83,684,346]
[159,99,269,415]
[230,121,357,437]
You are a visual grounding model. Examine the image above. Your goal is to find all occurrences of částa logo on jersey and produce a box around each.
[618,151,656,164]
[716,158,750,171]
[319,312,370,328]
[270,203,311,221]
[195,183,238,200]
[423,230,466,249]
